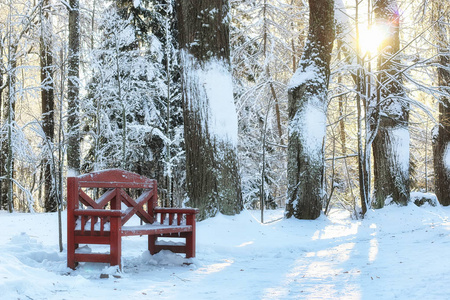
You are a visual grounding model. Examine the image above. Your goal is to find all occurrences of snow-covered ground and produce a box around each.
[1,203,450,299]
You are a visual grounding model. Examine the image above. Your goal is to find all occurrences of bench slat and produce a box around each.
[121,224,192,236]
[74,209,123,217]
[74,253,111,264]
[74,235,110,244]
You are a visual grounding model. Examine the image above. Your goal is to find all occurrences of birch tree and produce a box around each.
[176,0,243,219]
[286,0,335,219]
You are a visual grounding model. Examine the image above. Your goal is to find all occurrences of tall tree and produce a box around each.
[286,0,335,219]
[1,0,20,212]
[372,0,410,208]
[432,0,450,206]
[176,0,243,220]
[82,5,165,176]
[67,0,81,175]
[0,26,5,211]
[40,0,57,212]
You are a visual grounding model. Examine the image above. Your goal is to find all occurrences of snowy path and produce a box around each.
[1,205,450,299]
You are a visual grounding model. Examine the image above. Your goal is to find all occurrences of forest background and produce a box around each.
[0,0,448,222]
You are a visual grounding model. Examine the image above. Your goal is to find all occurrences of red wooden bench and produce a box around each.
[67,169,198,269]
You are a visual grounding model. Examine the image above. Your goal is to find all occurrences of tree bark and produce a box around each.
[40,0,57,212]
[432,0,450,206]
[372,0,410,208]
[2,46,17,213]
[177,0,243,220]
[286,0,335,219]
[0,31,5,211]
[67,0,81,175]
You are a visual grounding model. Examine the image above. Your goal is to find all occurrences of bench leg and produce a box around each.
[148,235,157,255]
[67,244,76,269]
[67,234,77,269]
[110,232,121,268]
[186,232,195,258]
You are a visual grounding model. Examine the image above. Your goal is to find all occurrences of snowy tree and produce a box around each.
[176,0,243,220]
[82,6,165,177]
[432,0,450,206]
[372,0,410,208]
[39,0,57,212]
[231,0,307,217]
[0,0,44,212]
[67,0,81,176]
[286,0,335,219]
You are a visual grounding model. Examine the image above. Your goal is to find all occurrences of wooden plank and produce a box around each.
[78,181,154,189]
[96,188,116,208]
[121,225,192,236]
[75,230,110,236]
[74,253,111,264]
[120,189,153,225]
[67,176,78,269]
[154,208,199,214]
[74,235,110,244]
[154,244,186,254]
[78,189,99,208]
[74,169,156,188]
[74,209,123,217]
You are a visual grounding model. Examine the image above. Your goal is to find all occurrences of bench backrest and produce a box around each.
[67,169,158,225]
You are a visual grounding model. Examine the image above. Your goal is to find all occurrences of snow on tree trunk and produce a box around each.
[373,125,410,207]
[177,0,242,220]
[286,0,335,220]
[372,0,410,208]
[432,1,450,206]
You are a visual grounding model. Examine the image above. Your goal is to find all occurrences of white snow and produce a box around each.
[443,142,450,172]
[2,204,450,299]
[200,59,238,146]
[290,96,326,160]
[288,63,321,90]
[181,51,238,146]
[390,126,410,178]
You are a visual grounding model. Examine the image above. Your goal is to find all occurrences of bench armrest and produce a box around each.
[73,209,123,217]
[153,208,198,215]
[153,208,198,226]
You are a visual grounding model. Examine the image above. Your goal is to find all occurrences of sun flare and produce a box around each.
[358,24,390,56]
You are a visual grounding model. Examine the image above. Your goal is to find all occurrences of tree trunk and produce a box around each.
[40,0,57,212]
[286,0,335,219]
[432,0,450,206]
[67,0,81,175]
[2,46,17,213]
[372,0,410,208]
[176,0,243,220]
[0,31,5,211]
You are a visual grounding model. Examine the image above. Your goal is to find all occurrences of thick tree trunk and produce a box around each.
[372,0,410,208]
[177,0,243,220]
[40,0,57,212]
[432,0,450,206]
[286,0,335,219]
[67,0,81,175]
